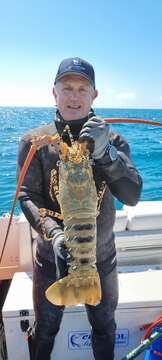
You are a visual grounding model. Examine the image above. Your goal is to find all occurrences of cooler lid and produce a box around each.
[118,270,162,309]
[2,272,85,318]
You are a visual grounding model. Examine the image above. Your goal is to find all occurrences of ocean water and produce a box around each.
[0,106,162,216]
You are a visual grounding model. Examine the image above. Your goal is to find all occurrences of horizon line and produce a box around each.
[0,105,162,111]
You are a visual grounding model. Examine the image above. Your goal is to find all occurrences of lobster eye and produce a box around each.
[56,160,61,167]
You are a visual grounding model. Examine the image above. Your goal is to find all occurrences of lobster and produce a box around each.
[45,132,101,306]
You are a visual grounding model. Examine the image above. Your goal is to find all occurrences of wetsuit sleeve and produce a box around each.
[17,137,63,238]
[95,133,143,206]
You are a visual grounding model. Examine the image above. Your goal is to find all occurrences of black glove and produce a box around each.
[52,231,68,280]
[79,116,110,159]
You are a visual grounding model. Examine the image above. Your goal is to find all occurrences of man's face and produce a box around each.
[53,74,98,120]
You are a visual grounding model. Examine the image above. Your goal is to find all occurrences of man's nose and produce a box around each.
[70,90,80,100]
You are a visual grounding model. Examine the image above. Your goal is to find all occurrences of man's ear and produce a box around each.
[52,86,57,102]
[93,89,98,101]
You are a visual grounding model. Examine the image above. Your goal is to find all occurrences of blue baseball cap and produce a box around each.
[54,57,96,88]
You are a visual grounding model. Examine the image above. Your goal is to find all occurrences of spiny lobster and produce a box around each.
[45,133,101,306]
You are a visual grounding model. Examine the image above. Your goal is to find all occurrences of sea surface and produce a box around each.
[0,107,162,216]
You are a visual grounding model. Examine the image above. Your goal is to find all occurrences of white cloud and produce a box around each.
[160,96,162,101]
[115,92,136,100]
[94,87,137,108]
[105,88,114,95]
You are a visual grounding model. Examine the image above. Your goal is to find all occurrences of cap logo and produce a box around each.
[69,59,86,72]
[73,59,81,65]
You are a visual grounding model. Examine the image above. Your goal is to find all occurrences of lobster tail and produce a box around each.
[45,269,101,306]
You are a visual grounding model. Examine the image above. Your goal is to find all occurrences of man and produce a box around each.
[17,57,142,360]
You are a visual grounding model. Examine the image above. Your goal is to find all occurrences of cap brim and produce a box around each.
[55,71,94,87]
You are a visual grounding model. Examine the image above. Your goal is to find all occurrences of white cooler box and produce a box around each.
[3,270,162,360]
[116,201,162,271]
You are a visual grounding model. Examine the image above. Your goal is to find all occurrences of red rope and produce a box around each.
[153,350,162,357]
[143,317,162,340]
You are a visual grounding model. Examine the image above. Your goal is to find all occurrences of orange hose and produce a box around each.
[104,118,162,126]
[0,144,37,263]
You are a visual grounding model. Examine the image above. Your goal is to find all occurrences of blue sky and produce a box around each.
[1,0,162,108]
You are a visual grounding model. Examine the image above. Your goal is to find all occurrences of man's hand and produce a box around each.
[79,116,110,159]
[52,231,68,280]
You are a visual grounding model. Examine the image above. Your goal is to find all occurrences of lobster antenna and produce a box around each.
[63,125,75,146]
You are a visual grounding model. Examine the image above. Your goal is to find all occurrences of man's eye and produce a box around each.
[80,88,87,92]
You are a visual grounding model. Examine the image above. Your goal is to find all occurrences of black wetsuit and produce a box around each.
[17,110,142,360]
